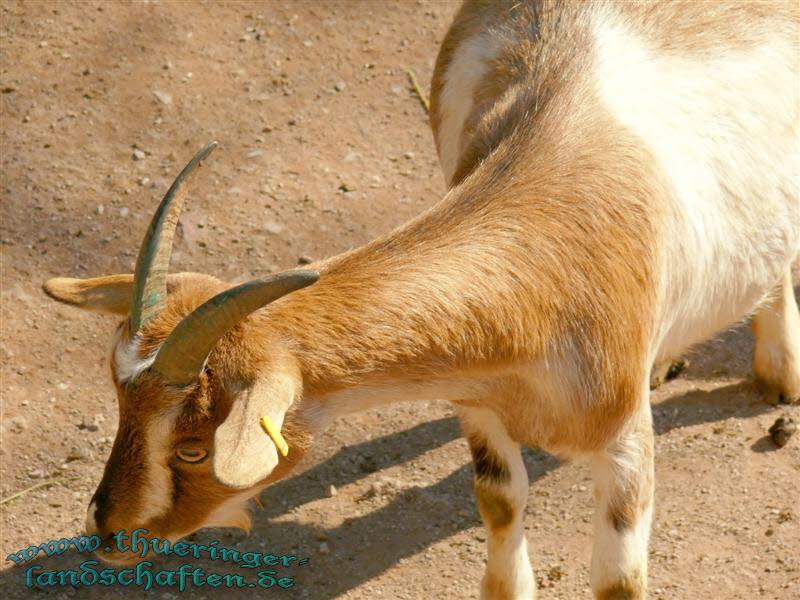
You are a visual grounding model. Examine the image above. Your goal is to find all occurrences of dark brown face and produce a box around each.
[85,368,231,564]
[86,346,313,566]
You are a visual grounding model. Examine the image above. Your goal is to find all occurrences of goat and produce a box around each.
[43,1,799,598]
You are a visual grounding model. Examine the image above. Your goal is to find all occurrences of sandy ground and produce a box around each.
[1,1,798,599]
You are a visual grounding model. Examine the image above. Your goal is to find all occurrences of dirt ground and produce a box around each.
[1,1,798,599]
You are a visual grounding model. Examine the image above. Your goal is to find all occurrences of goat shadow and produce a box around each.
[0,417,555,599]
[1,343,786,599]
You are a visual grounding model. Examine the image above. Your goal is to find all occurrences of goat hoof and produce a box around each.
[665,358,687,381]
[764,390,799,406]
[650,358,688,390]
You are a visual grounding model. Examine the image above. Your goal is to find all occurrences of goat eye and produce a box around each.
[176,448,208,463]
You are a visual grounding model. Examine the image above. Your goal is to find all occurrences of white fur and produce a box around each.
[113,334,156,382]
[592,15,800,362]
[135,409,180,524]
[437,33,502,185]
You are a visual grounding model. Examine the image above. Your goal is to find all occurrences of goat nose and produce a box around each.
[85,501,100,536]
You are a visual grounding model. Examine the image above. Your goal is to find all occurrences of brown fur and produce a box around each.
[596,569,646,600]
[474,484,515,532]
[467,433,511,483]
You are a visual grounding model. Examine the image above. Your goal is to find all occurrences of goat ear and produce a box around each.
[43,275,137,315]
[43,273,189,315]
[213,373,297,489]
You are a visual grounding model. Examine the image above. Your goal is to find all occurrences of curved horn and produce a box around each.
[151,270,320,385]
[129,141,218,334]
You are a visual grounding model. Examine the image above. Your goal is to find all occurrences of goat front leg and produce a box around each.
[460,407,536,600]
[589,399,654,600]
[752,268,800,405]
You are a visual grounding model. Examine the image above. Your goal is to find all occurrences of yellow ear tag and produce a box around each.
[259,416,289,457]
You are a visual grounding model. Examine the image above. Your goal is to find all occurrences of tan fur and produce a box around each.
[44,273,211,316]
[482,573,515,600]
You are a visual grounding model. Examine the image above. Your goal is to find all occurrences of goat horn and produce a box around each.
[151,271,319,385]
[128,141,218,334]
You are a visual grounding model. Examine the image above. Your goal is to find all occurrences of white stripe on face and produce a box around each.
[134,408,181,525]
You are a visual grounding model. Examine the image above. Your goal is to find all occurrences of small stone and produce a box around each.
[78,416,100,432]
[327,484,337,497]
[403,151,415,160]
[318,542,330,555]
[27,468,45,479]
[247,149,264,158]
[137,176,150,186]
[365,476,401,498]
[768,416,796,448]
[9,416,27,433]
[66,447,86,461]
[96,205,104,215]
[132,149,146,161]
[119,207,130,218]
[334,81,346,92]
[264,221,283,234]
[298,255,313,265]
